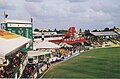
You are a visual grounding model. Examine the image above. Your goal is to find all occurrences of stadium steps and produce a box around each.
[114,31,120,37]
[108,38,117,44]
[107,41,119,47]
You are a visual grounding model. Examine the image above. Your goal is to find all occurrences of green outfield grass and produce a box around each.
[43,47,120,78]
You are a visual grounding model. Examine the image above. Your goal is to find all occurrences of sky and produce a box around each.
[0,0,120,31]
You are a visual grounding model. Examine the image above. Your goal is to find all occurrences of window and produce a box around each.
[33,56,37,60]
[1,23,6,29]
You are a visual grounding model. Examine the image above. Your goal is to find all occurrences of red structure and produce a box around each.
[49,27,87,44]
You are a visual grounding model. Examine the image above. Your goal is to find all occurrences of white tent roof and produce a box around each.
[34,41,60,49]
[28,51,52,57]
[0,29,31,58]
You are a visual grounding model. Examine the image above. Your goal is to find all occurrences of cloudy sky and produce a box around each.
[0,0,120,30]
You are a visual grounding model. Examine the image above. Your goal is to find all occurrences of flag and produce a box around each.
[42,28,44,32]
[4,11,8,18]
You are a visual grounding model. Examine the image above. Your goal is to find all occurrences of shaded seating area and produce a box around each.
[0,51,27,78]
[88,31,120,48]
[0,29,31,78]
[21,64,37,78]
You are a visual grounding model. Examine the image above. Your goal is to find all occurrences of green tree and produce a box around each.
[104,27,110,31]
[34,28,39,32]
[79,28,82,33]
[48,29,52,32]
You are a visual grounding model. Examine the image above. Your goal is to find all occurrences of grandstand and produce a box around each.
[0,29,31,78]
[114,28,120,43]
[90,31,120,47]
[0,22,120,78]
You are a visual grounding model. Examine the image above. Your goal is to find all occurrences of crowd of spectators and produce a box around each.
[0,51,27,78]
[21,64,36,78]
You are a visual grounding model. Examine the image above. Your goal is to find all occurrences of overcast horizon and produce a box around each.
[0,0,120,31]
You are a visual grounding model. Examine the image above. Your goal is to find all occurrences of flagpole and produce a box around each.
[4,11,6,23]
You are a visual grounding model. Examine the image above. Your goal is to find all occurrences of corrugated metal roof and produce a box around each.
[1,19,32,24]
[33,31,57,36]
[91,31,118,36]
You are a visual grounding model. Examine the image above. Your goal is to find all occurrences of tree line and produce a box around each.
[34,26,119,34]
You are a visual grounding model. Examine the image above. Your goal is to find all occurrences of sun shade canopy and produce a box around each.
[0,29,31,59]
